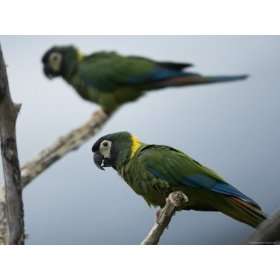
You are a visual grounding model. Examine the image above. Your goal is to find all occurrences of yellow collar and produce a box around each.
[77,50,84,62]
[130,135,142,159]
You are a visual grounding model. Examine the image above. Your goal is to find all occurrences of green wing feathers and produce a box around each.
[137,145,266,227]
[79,52,155,91]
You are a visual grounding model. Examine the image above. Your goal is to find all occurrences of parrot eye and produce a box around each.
[102,141,109,147]
[48,52,62,72]
[99,140,112,158]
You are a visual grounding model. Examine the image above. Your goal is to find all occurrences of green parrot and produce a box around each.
[42,46,248,114]
[92,131,266,228]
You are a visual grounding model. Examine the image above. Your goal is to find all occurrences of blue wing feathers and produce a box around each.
[127,67,186,84]
[149,68,186,81]
[182,174,217,188]
[212,182,258,205]
[147,166,258,206]
[183,174,258,205]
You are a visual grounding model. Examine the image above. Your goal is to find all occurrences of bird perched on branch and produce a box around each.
[92,132,266,228]
[42,46,248,114]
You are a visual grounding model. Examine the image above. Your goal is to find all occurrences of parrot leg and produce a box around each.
[156,192,189,224]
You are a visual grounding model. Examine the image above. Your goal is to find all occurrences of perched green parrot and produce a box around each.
[42,46,248,114]
[92,132,266,228]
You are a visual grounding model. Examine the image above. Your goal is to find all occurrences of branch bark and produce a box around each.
[20,110,109,188]
[141,191,189,245]
[0,44,24,244]
[246,210,280,244]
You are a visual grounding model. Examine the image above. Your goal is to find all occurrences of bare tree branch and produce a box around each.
[0,44,24,244]
[246,209,280,244]
[0,111,109,201]
[141,191,189,245]
[20,110,109,188]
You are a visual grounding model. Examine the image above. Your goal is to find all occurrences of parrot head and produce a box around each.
[92,131,142,170]
[42,45,81,79]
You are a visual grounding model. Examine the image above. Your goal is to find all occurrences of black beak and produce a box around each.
[43,65,55,79]
[93,152,105,170]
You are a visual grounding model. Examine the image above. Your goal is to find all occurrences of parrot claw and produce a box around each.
[155,192,189,226]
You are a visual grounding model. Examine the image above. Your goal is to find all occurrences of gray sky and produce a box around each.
[0,36,279,244]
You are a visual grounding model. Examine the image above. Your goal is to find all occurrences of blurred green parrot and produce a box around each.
[92,131,266,228]
[42,46,248,114]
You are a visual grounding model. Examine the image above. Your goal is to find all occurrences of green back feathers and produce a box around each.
[78,52,155,91]
[136,145,225,185]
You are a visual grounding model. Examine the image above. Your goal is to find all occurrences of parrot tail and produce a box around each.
[222,197,267,228]
[151,73,249,88]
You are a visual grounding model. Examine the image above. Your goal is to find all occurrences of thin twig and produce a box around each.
[0,44,24,244]
[246,209,280,244]
[141,191,189,245]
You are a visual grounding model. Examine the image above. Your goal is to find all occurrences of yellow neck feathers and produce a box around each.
[130,135,142,158]
[77,50,84,62]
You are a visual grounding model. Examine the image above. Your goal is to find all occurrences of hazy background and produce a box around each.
[0,36,279,244]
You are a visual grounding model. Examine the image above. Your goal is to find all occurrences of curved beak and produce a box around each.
[93,152,105,170]
[43,65,55,79]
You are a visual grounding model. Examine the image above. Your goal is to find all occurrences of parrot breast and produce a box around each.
[117,153,172,207]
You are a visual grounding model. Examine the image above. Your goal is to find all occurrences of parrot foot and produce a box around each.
[167,191,189,208]
[155,192,189,225]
